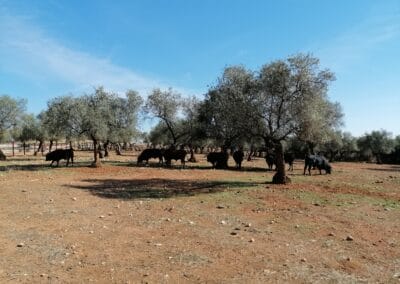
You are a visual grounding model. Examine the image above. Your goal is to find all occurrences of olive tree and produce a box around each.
[44,87,142,167]
[41,95,79,151]
[0,95,26,159]
[198,66,255,150]
[253,54,341,184]
[77,87,142,166]
[0,95,26,141]
[103,90,143,156]
[143,88,185,146]
[12,114,42,155]
[357,130,394,164]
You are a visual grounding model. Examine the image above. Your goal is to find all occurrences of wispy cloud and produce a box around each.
[0,7,197,97]
[313,11,400,72]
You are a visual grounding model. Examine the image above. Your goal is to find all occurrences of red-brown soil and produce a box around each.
[0,151,399,283]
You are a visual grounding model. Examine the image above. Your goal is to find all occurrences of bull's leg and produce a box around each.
[66,158,70,167]
[50,160,54,167]
[56,160,60,167]
[304,164,311,175]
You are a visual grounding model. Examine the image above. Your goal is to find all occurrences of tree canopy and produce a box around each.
[0,95,26,142]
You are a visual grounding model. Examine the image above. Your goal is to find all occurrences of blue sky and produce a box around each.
[1,0,399,136]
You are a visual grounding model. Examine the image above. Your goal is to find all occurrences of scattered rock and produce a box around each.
[328,232,335,237]
[17,243,25,247]
[301,258,307,262]
[249,238,255,243]
[72,197,77,201]
[99,215,105,219]
[313,203,321,206]
[295,225,300,228]
[393,272,400,279]
[234,227,241,231]
[244,223,252,227]
[220,220,227,225]
[216,205,225,209]
[230,232,238,236]
[346,235,354,241]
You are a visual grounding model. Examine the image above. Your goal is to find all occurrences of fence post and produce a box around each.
[12,140,15,156]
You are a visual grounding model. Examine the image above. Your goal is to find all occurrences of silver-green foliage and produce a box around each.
[0,95,26,141]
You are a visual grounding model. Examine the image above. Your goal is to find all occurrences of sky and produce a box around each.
[1,0,399,136]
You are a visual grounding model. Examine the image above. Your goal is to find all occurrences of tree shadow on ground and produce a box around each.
[122,162,271,173]
[0,161,94,172]
[366,165,400,173]
[67,178,260,200]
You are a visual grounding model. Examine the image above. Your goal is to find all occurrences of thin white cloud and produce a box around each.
[312,12,400,73]
[0,8,199,97]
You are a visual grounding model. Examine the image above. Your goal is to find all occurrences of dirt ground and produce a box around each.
[0,150,399,283]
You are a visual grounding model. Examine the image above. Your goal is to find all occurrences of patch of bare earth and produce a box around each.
[0,152,399,283]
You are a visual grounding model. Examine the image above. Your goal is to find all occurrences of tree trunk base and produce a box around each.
[188,157,197,163]
[90,161,102,168]
[0,149,6,161]
[272,173,291,184]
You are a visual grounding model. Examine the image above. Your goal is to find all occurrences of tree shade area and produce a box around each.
[1,54,399,180]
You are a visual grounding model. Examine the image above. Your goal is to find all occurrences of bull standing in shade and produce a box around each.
[137,148,163,165]
[233,149,244,169]
[163,147,187,167]
[207,151,229,169]
[304,154,332,175]
[46,148,74,167]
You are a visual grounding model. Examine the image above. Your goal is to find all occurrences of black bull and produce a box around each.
[207,152,229,169]
[46,149,74,167]
[265,152,295,171]
[233,150,244,169]
[163,149,187,166]
[304,155,332,175]
[137,149,163,165]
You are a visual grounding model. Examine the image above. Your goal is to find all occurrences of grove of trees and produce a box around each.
[1,54,399,182]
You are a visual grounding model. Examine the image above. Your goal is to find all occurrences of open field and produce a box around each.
[0,151,400,283]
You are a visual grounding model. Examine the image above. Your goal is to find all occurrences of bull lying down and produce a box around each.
[304,155,331,175]
[46,149,74,167]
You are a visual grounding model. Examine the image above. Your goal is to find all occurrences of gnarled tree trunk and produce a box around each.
[34,140,44,156]
[91,138,101,167]
[272,141,291,184]
[0,149,6,161]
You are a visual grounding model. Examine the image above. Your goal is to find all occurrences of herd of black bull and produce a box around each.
[44,148,332,175]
